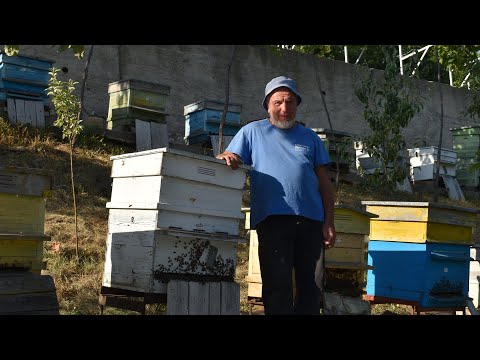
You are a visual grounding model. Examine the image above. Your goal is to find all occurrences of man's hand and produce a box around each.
[216,151,243,170]
[323,224,336,249]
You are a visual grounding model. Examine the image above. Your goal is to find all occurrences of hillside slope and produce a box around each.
[1,118,478,315]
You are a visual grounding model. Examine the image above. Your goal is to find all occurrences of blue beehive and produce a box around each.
[0,52,54,104]
[366,240,471,308]
[184,100,242,145]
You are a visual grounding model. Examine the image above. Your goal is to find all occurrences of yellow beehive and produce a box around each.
[243,205,378,300]
[0,166,53,273]
[242,208,262,299]
[326,205,377,270]
[362,201,479,245]
[0,233,50,275]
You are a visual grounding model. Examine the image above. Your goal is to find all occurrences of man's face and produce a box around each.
[267,87,297,129]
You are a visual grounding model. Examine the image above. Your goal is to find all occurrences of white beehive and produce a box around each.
[470,247,480,309]
[408,146,457,182]
[102,147,250,295]
[354,141,407,175]
[107,147,250,236]
[102,229,241,294]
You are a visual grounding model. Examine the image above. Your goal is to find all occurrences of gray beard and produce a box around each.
[270,118,296,129]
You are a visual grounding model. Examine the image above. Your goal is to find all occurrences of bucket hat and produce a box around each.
[262,76,302,110]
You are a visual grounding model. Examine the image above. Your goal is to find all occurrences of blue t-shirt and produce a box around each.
[227,119,331,229]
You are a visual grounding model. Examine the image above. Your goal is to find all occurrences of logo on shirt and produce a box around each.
[294,144,310,152]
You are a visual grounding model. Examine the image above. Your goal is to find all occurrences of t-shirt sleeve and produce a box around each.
[225,126,252,166]
[314,134,331,167]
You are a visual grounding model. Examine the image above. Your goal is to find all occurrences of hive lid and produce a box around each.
[0,52,55,69]
[310,128,353,137]
[0,166,54,178]
[184,99,242,116]
[361,201,479,214]
[108,79,171,95]
[110,147,251,171]
[334,204,379,218]
[450,125,480,132]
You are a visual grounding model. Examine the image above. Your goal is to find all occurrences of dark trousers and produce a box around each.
[256,215,324,315]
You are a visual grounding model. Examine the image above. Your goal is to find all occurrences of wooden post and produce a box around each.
[167,280,240,315]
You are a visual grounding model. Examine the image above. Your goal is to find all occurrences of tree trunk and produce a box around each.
[70,142,79,261]
[313,59,340,188]
[433,46,445,202]
[218,45,237,156]
[79,45,95,123]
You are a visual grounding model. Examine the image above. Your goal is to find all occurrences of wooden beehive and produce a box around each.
[0,166,54,274]
[470,247,480,308]
[0,271,59,314]
[0,52,54,105]
[103,147,250,296]
[106,79,170,128]
[184,99,242,145]
[450,125,480,187]
[107,147,250,236]
[242,208,262,299]
[243,205,378,300]
[407,146,457,182]
[362,201,479,245]
[354,141,408,175]
[102,229,242,294]
[326,205,377,269]
[311,128,354,172]
[366,240,471,308]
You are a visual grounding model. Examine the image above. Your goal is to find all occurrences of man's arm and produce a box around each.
[315,165,336,248]
[216,150,243,170]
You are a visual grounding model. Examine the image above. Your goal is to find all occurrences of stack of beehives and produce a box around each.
[0,166,59,314]
[363,201,478,312]
[311,128,355,174]
[450,125,480,188]
[0,52,54,128]
[183,100,242,154]
[101,147,250,314]
[105,79,170,150]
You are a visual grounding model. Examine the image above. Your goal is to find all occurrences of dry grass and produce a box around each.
[1,117,478,315]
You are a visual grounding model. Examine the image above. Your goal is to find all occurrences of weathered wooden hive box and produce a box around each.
[354,141,408,175]
[326,205,377,268]
[103,147,250,294]
[107,148,248,235]
[184,99,242,145]
[469,247,480,308]
[311,128,354,171]
[106,79,170,130]
[0,166,53,274]
[362,201,478,245]
[407,146,457,182]
[242,208,261,299]
[0,52,54,104]
[363,201,478,308]
[243,205,378,299]
[450,125,480,187]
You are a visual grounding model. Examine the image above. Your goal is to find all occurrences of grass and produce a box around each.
[0,117,478,315]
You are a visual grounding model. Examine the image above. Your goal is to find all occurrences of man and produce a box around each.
[217,75,336,315]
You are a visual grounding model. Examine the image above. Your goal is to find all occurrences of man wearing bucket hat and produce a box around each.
[217,75,336,315]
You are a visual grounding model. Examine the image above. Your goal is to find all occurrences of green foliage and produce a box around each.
[47,67,83,144]
[282,44,480,88]
[354,46,424,190]
[335,136,356,165]
[465,91,480,119]
[3,45,84,59]
[55,45,85,59]
[4,45,19,56]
